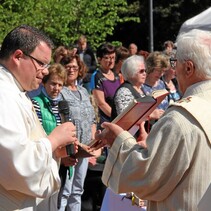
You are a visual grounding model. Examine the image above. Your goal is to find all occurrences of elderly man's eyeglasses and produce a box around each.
[24,53,50,69]
[170,58,177,68]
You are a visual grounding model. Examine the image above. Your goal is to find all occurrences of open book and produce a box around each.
[112,89,169,135]
[74,89,168,156]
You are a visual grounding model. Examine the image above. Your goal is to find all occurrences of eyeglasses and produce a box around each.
[65,65,79,71]
[102,56,116,61]
[170,58,177,68]
[24,53,50,69]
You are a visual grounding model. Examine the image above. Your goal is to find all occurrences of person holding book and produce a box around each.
[92,29,211,211]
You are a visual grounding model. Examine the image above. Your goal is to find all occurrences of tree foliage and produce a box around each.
[0,0,140,49]
[0,0,210,51]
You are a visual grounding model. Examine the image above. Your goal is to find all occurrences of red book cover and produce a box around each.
[112,89,169,135]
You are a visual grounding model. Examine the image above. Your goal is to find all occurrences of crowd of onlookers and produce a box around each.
[0,30,179,210]
[1,25,210,211]
[27,34,181,211]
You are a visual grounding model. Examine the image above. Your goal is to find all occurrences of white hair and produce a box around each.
[121,55,145,81]
[176,29,211,79]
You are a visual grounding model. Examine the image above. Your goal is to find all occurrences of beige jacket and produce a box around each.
[102,80,211,211]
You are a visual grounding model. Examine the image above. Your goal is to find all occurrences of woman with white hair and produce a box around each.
[111,55,146,119]
[111,55,163,123]
[109,55,148,209]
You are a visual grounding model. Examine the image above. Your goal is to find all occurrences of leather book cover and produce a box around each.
[112,89,169,135]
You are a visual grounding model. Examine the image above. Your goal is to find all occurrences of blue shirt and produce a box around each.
[142,79,169,110]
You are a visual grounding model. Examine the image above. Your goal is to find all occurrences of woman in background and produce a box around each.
[113,46,130,84]
[111,55,146,119]
[142,51,169,110]
[161,57,182,103]
[31,63,77,210]
[91,43,121,129]
[59,54,97,211]
[89,43,121,210]
[142,51,169,131]
[108,55,148,209]
[111,55,162,141]
[53,45,70,63]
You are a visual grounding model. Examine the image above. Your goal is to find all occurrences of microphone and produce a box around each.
[58,100,71,122]
[58,100,75,157]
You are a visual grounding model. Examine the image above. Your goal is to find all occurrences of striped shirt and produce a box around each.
[31,99,62,126]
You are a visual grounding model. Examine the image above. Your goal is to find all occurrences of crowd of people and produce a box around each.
[0,24,210,211]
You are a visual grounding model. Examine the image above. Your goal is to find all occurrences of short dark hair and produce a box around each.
[0,25,54,59]
[96,43,115,58]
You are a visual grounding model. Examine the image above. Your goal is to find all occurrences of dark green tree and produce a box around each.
[0,0,140,49]
[0,0,210,51]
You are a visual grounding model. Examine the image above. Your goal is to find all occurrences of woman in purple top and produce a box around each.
[91,43,121,129]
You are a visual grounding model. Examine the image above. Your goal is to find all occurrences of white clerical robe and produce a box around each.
[0,65,60,210]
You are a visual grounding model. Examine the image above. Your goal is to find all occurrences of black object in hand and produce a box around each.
[66,144,75,157]
[58,100,76,156]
